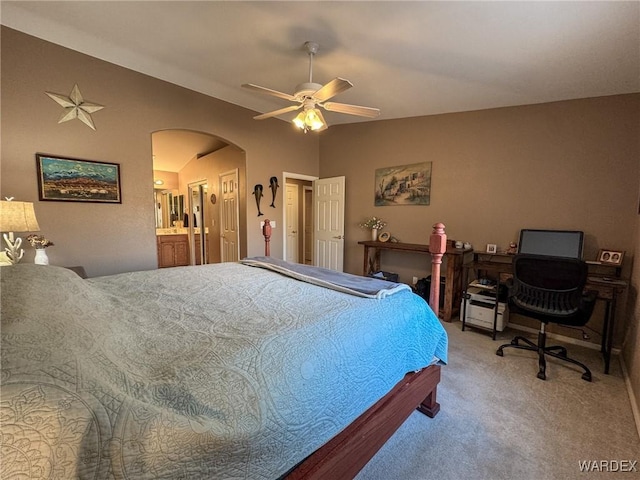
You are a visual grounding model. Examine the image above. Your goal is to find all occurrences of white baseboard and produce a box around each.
[620,356,640,441]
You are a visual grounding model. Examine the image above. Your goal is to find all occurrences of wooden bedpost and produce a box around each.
[262,219,272,256]
[429,223,447,316]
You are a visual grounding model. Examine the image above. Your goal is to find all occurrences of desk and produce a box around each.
[462,252,628,374]
[585,275,628,374]
[358,241,471,322]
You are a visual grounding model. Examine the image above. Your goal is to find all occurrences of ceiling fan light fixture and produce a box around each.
[243,41,379,128]
[293,108,325,132]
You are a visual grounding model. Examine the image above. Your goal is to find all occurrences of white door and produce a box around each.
[220,169,240,262]
[313,176,345,271]
[285,184,299,263]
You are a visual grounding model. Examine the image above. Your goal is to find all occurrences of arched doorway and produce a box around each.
[152,129,247,266]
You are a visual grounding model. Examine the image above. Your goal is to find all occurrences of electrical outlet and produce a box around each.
[412,276,419,285]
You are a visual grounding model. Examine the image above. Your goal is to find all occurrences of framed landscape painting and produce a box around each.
[375,161,432,206]
[36,154,122,203]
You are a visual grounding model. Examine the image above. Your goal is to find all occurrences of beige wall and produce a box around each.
[321,96,638,275]
[623,217,640,432]
[1,27,319,277]
[321,94,639,344]
[320,95,639,426]
[153,170,179,191]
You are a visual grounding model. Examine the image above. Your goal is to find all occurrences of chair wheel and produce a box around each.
[537,371,546,380]
[582,372,592,382]
[496,348,504,357]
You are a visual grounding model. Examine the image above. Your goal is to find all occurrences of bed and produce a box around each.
[1,247,448,478]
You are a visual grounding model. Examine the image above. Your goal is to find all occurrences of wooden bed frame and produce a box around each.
[262,220,447,479]
[286,365,441,479]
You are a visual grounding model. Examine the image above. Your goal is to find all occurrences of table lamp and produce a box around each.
[0,200,41,264]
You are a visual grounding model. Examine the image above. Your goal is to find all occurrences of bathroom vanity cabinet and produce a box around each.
[157,234,189,268]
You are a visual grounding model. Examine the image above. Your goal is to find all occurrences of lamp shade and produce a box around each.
[293,108,326,132]
[0,201,41,232]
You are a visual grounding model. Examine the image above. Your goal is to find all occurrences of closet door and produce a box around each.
[188,180,208,265]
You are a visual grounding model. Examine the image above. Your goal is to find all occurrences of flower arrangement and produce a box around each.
[27,234,54,249]
[359,216,387,230]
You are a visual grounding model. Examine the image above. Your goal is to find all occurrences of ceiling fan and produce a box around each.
[242,41,380,132]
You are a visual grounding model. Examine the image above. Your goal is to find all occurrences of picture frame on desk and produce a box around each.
[597,249,624,265]
[378,231,391,243]
[486,244,497,254]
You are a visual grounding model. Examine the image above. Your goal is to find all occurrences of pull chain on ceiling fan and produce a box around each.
[242,41,380,132]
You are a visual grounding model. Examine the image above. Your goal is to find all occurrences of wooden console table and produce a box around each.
[358,241,471,322]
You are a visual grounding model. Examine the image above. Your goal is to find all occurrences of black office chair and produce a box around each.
[496,254,597,381]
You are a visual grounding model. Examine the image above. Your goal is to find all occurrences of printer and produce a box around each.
[462,285,509,331]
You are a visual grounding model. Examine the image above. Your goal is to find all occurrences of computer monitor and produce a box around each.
[517,229,584,259]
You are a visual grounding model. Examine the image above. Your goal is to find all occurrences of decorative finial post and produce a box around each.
[263,219,272,256]
[429,223,447,316]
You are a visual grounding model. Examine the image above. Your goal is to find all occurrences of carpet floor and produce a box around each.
[356,320,640,480]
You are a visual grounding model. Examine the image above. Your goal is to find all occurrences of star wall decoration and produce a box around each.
[45,84,104,130]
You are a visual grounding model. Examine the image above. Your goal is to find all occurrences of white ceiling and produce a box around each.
[3,1,639,170]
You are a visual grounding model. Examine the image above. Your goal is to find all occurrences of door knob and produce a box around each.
[333,235,344,240]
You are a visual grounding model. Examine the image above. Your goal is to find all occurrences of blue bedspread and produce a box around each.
[1,263,447,479]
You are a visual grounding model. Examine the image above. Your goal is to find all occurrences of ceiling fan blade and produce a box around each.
[253,104,301,120]
[311,77,353,102]
[323,102,381,118]
[242,83,297,102]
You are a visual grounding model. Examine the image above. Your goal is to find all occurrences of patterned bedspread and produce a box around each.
[1,263,447,479]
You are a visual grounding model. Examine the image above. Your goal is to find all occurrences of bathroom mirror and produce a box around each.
[155,190,184,228]
[188,180,209,265]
